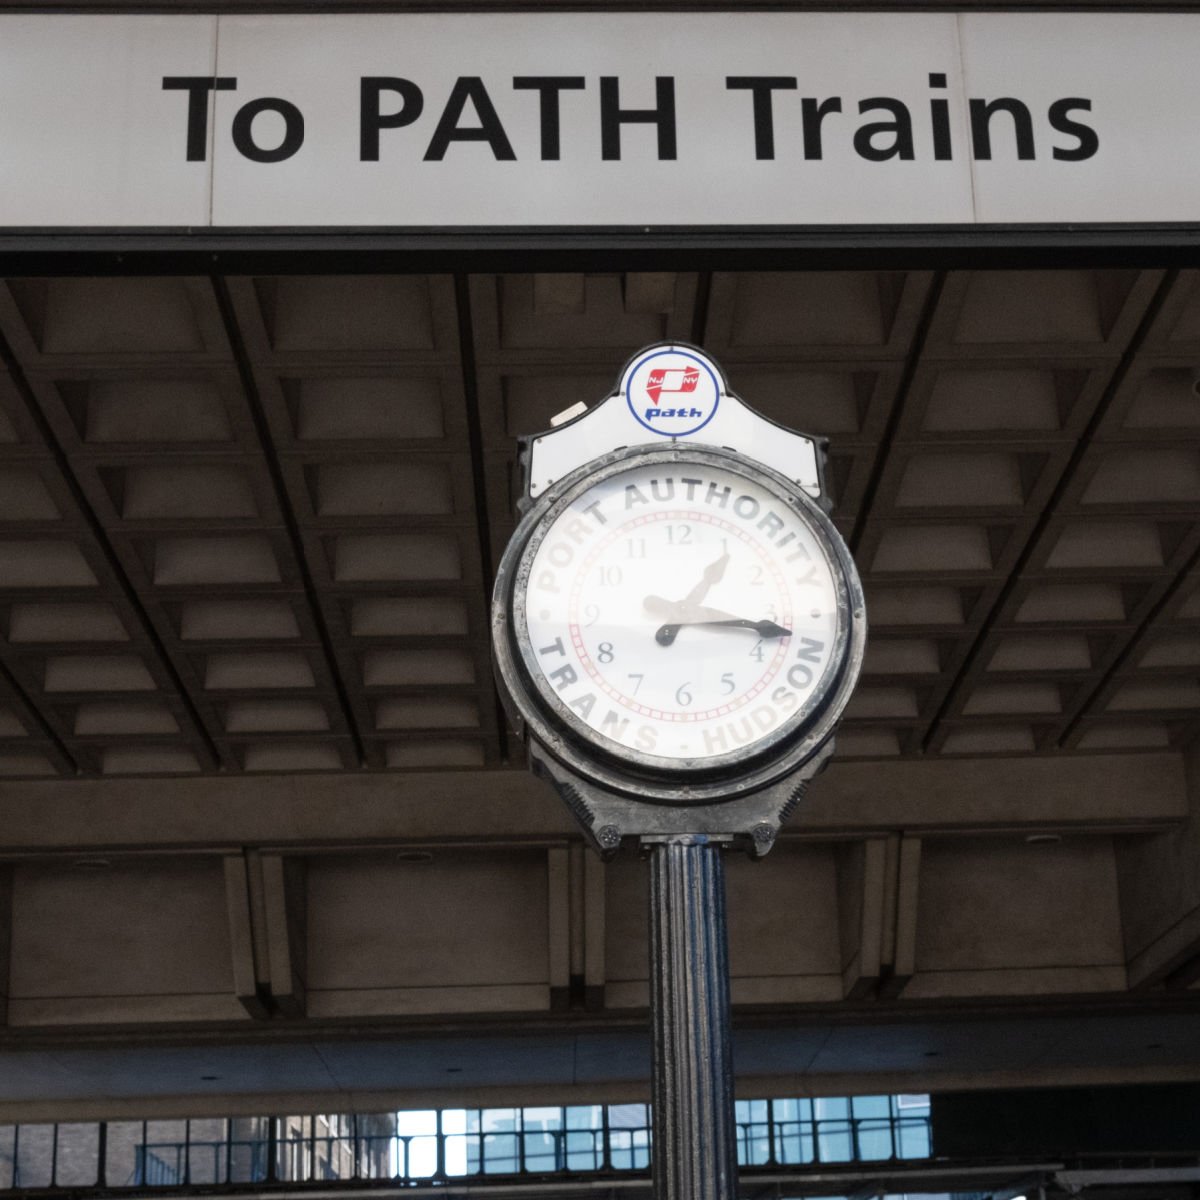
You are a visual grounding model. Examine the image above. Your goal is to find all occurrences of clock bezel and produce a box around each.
[492,444,866,806]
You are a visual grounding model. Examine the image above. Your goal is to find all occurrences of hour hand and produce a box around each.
[682,551,730,608]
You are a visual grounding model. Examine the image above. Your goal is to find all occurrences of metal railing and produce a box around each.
[0,1097,932,1191]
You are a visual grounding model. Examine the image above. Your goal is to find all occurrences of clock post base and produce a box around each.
[645,834,738,1200]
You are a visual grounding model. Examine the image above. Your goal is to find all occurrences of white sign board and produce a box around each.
[1,13,1199,227]
[528,345,823,500]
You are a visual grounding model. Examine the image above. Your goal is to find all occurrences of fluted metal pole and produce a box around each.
[646,834,737,1200]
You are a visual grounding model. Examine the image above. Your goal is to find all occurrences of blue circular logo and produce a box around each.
[624,349,721,438]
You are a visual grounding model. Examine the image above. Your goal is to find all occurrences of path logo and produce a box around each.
[623,347,721,439]
[646,366,700,406]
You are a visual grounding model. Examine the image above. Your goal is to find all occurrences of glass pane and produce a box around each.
[737,1123,772,1166]
[520,1107,561,1173]
[15,1126,54,1189]
[319,1131,354,1181]
[608,1128,650,1171]
[227,1117,268,1184]
[143,1120,187,1186]
[312,1144,333,1181]
[523,1129,559,1172]
[480,1109,519,1134]
[105,1121,144,1187]
[856,1119,894,1161]
[183,1119,224,1186]
[480,1132,519,1174]
[774,1122,814,1164]
[405,1135,438,1178]
[354,1113,395,1180]
[815,1120,854,1163]
[566,1105,602,1130]
[565,1128,603,1170]
[396,1110,437,1136]
[897,1118,932,1160]
[772,1097,812,1123]
[852,1095,891,1118]
[355,1134,389,1180]
[607,1103,648,1129]
[813,1096,850,1119]
[53,1123,99,1187]
[276,1116,312,1182]
[444,1133,473,1177]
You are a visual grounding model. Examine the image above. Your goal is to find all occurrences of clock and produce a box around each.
[493,443,866,807]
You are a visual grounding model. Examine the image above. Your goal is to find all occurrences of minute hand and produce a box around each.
[648,599,792,647]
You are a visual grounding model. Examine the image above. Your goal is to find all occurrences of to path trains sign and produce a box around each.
[1,12,1199,226]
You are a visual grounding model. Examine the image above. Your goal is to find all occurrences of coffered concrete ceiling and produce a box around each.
[0,268,1195,778]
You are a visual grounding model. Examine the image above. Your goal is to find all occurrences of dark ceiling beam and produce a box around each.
[0,752,1184,855]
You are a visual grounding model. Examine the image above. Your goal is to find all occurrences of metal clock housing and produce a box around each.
[492,443,866,810]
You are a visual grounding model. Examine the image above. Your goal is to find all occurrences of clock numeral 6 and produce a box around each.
[675,682,693,707]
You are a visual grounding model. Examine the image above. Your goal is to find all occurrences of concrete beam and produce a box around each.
[547,847,570,1010]
[584,852,606,1010]
[837,839,886,999]
[223,854,269,1020]
[262,854,307,1018]
[0,754,1184,857]
[5,1005,1200,1123]
[890,836,923,997]
[1120,745,1200,990]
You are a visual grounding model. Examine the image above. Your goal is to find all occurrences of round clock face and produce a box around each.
[512,455,848,773]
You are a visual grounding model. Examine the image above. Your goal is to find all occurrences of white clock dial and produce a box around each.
[515,458,844,769]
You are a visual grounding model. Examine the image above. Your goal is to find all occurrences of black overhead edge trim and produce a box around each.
[5,224,1200,274]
